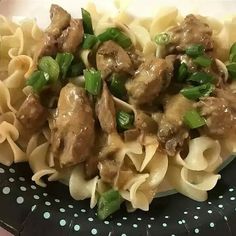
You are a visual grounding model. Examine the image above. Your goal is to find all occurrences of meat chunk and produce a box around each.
[51,83,95,167]
[158,94,193,156]
[96,40,133,79]
[58,19,84,54]
[46,4,71,37]
[126,57,173,105]
[196,92,236,137]
[35,4,71,59]
[167,14,213,53]
[17,94,48,132]
[84,154,99,179]
[96,83,117,134]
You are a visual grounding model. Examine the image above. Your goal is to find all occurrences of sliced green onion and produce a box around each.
[81,8,94,34]
[82,34,98,49]
[38,56,60,82]
[68,61,85,77]
[183,109,206,129]
[193,55,212,67]
[185,44,204,58]
[55,52,74,80]
[97,27,132,48]
[97,189,121,220]
[226,62,236,79]
[26,70,50,92]
[84,68,102,95]
[116,111,134,131]
[177,62,188,82]
[180,83,215,100]
[229,54,236,63]
[154,32,170,45]
[230,42,236,56]
[187,72,214,85]
[109,74,127,99]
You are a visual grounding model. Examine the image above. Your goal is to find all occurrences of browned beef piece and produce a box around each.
[158,94,193,156]
[196,89,236,137]
[96,83,117,134]
[58,19,84,54]
[84,154,99,179]
[126,57,173,105]
[16,94,48,132]
[51,83,95,167]
[96,40,133,79]
[167,14,213,53]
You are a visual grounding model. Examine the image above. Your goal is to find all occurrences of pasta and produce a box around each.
[0,3,236,220]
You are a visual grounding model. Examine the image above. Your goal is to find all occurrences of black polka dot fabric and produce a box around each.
[0,159,236,236]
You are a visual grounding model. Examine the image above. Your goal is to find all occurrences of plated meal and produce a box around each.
[0,2,235,220]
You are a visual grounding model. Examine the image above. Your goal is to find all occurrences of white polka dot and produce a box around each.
[9,178,14,183]
[121,234,126,236]
[148,224,151,228]
[81,209,86,212]
[171,235,176,236]
[218,195,223,199]
[122,217,127,220]
[55,199,60,203]
[133,224,138,228]
[68,204,73,208]
[45,201,51,206]
[43,193,48,197]
[208,210,213,214]
[194,216,199,220]
[137,217,142,221]
[2,187,10,194]
[165,216,169,219]
[60,219,66,226]
[218,204,223,208]
[31,185,36,190]
[195,228,200,234]
[60,208,65,213]
[117,222,122,226]
[104,221,109,224]
[224,216,228,221]
[19,177,25,181]
[33,195,40,200]
[196,207,201,210]
[0,168,4,173]
[184,211,188,215]
[91,228,97,235]
[182,220,186,223]
[74,213,78,217]
[230,197,235,201]
[43,212,50,219]
[229,188,234,192]
[162,223,167,227]
[74,224,80,231]
[208,201,212,205]
[20,186,26,191]
[150,217,155,220]
[178,220,183,224]
[16,196,24,204]
[210,222,215,228]
[88,217,94,222]
[31,205,36,212]
[9,168,15,173]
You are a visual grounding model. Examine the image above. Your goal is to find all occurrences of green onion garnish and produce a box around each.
[38,56,60,82]
[82,34,98,49]
[81,8,94,35]
[26,70,50,92]
[116,110,134,131]
[226,62,236,79]
[109,74,127,99]
[230,54,236,63]
[154,32,170,45]
[97,27,132,48]
[183,109,206,129]
[230,42,236,56]
[177,62,188,82]
[97,189,121,220]
[185,44,204,58]
[68,61,85,77]
[180,83,214,100]
[84,68,102,95]
[55,52,74,80]
[193,55,212,67]
[187,72,214,85]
